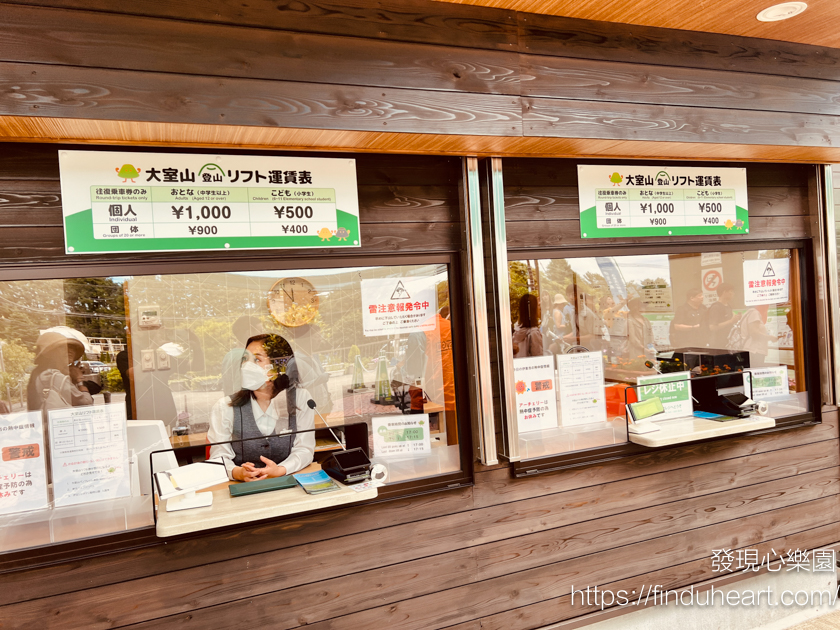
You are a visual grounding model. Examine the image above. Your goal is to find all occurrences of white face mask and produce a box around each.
[240,361,270,391]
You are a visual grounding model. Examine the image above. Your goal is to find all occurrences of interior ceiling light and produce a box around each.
[756,2,807,21]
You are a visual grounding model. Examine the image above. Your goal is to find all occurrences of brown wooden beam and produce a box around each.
[3,116,840,163]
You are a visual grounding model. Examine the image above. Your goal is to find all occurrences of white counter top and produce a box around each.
[629,415,776,448]
[156,476,377,537]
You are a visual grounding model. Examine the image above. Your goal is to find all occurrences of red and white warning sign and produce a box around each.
[361,276,437,337]
[743,258,789,306]
[701,267,724,306]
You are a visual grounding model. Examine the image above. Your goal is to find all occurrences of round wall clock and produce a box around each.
[267,277,320,327]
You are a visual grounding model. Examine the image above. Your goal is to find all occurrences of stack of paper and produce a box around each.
[154,458,228,500]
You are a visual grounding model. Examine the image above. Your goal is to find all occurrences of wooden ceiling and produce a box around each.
[436,0,840,49]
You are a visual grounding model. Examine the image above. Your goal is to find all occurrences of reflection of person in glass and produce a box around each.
[512,294,543,357]
[707,283,739,350]
[626,297,655,360]
[544,294,569,355]
[739,304,775,367]
[577,293,606,351]
[208,334,314,482]
[27,331,93,411]
[671,288,708,349]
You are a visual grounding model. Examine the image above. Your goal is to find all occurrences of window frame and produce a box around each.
[0,250,474,565]
[505,239,824,478]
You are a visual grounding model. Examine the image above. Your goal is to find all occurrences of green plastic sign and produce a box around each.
[58,151,360,254]
[578,166,748,239]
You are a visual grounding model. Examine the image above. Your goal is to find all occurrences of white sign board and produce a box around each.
[0,411,48,516]
[513,356,559,433]
[373,414,432,459]
[361,277,436,337]
[743,258,790,306]
[744,366,788,400]
[637,371,693,421]
[58,150,360,254]
[49,403,130,507]
[701,252,722,267]
[556,351,607,427]
[640,284,673,311]
[577,165,748,238]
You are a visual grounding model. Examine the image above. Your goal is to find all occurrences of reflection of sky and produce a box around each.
[540,255,672,286]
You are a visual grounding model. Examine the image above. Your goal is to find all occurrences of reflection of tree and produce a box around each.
[0,341,34,394]
[0,279,65,349]
[508,261,530,325]
[64,277,126,340]
[539,258,573,304]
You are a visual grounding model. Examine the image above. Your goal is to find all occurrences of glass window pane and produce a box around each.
[508,249,808,460]
[0,263,461,553]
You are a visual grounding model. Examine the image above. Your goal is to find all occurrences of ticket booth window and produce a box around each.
[507,247,812,460]
[0,261,466,552]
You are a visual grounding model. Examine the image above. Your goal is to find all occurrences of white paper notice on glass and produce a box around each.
[637,371,693,421]
[556,351,607,427]
[744,366,788,400]
[743,258,789,306]
[0,411,48,516]
[513,356,558,433]
[49,403,131,507]
[373,414,432,459]
[361,276,437,337]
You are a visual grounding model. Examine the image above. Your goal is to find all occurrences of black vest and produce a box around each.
[231,388,297,468]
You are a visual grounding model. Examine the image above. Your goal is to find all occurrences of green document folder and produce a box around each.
[229,476,298,497]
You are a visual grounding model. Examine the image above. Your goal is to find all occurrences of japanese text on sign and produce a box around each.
[59,151,360,254]
[361,277,437,337]
[0,411,48,516]
[578,166,748,239]
[373,415,432,458]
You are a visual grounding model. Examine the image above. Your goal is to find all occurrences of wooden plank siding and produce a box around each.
[0,415,836,627]
[6,1,840,156]
[0,2,837,630]
[0,144,464,261]
[503,160,812,252]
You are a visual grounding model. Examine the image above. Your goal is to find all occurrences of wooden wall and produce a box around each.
[0,414,836,628]
[5,0,840,158]
[504,161,813,251]
[0,144,463,263]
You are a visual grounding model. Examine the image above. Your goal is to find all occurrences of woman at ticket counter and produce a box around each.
[208,334,315,482]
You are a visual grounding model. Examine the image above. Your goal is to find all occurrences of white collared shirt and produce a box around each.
[207,387,315,480]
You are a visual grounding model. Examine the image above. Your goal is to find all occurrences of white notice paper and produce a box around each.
[373,414,432,459]
[513,356,558,433]
[744,366,788,400]
[361,277,437,337]
[0,411,48,515]
[49,403,131,507]
[743,258,789,306]
[556,351,607,427]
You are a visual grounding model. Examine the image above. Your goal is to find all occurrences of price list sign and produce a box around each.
[577,165,748,239]
[59,151,360,254]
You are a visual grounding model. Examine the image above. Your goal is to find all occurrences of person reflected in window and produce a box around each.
[115,350,132,419]
[545,294,569,354]
[626,297,655,361]
[512,293,543,357]
[707,282,740,350]
[739,304,775,367]
[562,284,578,341]
[671,287,709,349]
[27,331,93,412]
[208,334,315,482]
[577,293,607,352]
